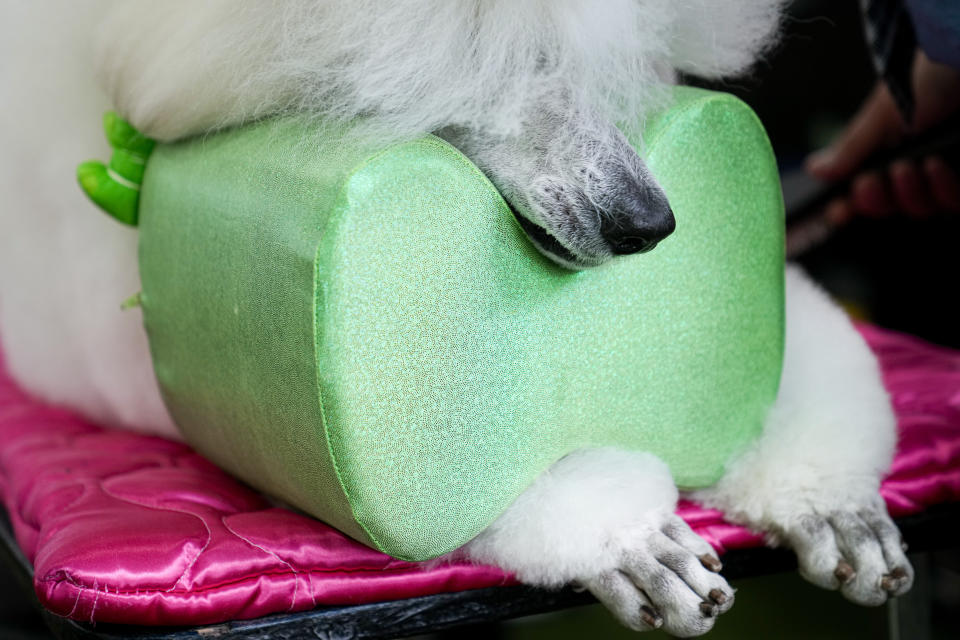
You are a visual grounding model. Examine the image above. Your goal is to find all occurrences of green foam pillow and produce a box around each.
[81,87,785,561]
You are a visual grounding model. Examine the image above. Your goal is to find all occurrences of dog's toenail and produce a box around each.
[699,554,722,572]
[835,560,856,584]
[890,567,908,580]
[881,575,898,591]
[709,588,728,605]
[640,605,663,628]
[699,601,718,617]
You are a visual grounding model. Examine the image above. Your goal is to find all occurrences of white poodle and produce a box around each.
[0,1,912,636]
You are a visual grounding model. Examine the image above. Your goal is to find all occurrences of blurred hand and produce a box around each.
[805,51,960,224]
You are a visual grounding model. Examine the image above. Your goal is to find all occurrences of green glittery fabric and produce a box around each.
[138,87,785,561]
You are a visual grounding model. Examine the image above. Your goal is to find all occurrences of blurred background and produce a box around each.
[695,0,960,351]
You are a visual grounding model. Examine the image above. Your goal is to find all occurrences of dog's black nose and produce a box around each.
[600,190,676,256]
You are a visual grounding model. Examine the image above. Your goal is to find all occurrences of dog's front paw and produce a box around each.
[779,502,913,606]
[581,513,733,637]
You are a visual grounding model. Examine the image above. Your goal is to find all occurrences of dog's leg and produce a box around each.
[692,265,912,606]
[437,101,675,269]
[463,448,733,636]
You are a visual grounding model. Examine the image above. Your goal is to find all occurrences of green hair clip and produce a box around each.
[76,111,155,226]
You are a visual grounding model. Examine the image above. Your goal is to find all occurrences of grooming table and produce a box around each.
[2,324,960,639]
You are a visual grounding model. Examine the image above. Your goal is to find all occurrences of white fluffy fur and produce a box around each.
[0,1,176,437]
[464,448,678,586]
[95,0,784,142]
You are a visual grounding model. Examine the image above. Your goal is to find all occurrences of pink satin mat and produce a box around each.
[1,324,959,626]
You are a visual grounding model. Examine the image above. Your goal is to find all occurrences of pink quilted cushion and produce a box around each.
[1,324,959,626]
